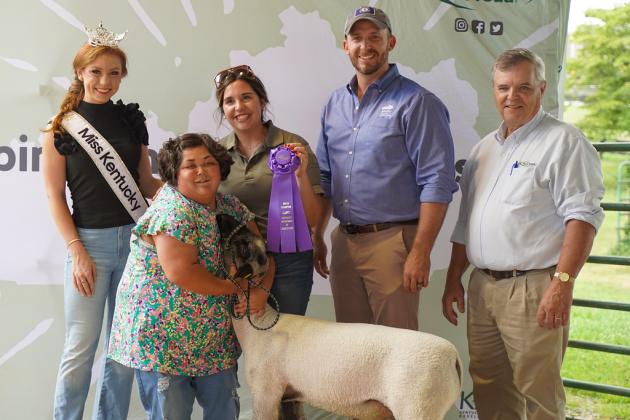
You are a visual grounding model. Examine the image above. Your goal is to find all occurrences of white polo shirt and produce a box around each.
[451,108,605,271]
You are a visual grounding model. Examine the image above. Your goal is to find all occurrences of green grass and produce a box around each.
[561,151,630,420]
[563,281,630,419]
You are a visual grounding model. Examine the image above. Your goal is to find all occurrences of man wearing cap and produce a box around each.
[314,6,457,330]
[442,48,604,419]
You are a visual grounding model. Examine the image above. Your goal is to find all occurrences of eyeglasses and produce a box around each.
[214,65,255,88]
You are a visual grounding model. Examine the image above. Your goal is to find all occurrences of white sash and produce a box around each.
[62,111,148,222]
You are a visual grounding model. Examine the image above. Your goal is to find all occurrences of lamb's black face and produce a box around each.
[217,214,269,279]
[233,236,267,265]
[231,231,268,278]
[234,236,252,261]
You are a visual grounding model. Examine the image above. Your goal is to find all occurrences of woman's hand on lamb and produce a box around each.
[235,283,268,316]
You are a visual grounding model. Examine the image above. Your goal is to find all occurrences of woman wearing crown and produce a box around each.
[42,23,161,419]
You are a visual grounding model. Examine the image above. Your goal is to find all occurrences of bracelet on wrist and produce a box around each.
[67,238,81,249]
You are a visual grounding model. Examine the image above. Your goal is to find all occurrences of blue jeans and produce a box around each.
[270,250,314,315]
[136,367,240,420]
[53,224,135,420]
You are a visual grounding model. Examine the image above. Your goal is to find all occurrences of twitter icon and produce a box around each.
[490,21,504,35]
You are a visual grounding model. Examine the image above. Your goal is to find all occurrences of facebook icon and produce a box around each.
[471,20,485,34]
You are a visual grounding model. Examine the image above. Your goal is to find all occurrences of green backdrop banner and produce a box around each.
[0,1,569,418]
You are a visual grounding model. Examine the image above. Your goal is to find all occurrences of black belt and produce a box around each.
[480,266,555,280]
[481,268,529,280]
[340,219,418,235]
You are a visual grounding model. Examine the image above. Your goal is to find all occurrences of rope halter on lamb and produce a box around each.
[217,214,463,420]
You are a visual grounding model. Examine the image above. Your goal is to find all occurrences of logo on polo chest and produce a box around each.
[510,160,536,175]
[379,104,395,118]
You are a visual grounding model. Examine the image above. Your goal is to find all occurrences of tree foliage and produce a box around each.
[566,4,630,141]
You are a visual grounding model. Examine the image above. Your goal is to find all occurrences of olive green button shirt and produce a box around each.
[218,121,324,238]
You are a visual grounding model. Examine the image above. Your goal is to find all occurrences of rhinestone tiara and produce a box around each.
[84,22,127,47]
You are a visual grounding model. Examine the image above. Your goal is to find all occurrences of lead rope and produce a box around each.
[176,192,281,330]
[229,277,280,330]
[224,222,280,330]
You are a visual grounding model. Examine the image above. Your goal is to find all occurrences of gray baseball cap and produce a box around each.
[344,6,392,36]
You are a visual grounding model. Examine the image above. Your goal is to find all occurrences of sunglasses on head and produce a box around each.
[214,64,255,88]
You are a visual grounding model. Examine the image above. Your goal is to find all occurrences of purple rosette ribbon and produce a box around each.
[267,146,312,253]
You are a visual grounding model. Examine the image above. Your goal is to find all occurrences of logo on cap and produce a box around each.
[344,6,392,35]
[355,6,376,16]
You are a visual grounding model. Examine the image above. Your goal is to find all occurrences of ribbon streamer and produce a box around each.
[267,146,312,253]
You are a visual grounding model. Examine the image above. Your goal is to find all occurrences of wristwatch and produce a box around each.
[553,271,575,283]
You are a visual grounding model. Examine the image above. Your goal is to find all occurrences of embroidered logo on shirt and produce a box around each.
[510,160,536,175]
[379,104,395,118]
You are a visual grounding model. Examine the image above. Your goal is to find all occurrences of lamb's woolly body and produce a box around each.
[218,214,461,419]
[232,308,462,420]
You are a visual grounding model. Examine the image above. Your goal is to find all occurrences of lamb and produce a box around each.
[217,214,462,420]
[232,309,462,420]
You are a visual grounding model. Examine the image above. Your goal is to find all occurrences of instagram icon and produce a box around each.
[454,18,468,32]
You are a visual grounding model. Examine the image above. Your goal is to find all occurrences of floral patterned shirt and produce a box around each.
[108,184,254,376]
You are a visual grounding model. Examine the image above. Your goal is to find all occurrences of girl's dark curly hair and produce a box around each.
[157,133,233,185]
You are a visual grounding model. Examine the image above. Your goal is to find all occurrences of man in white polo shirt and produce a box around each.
[442,48,605,419]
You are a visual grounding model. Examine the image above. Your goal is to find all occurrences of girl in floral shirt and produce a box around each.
[108,133,274,419]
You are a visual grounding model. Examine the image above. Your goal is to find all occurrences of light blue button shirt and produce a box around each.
[316,64,458,225]
[452,108,605,270]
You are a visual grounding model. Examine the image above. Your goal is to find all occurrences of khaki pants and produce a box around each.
[329,224,419,330]
[467,268,569,420]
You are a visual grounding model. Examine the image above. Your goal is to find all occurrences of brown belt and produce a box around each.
[340,219,418,235]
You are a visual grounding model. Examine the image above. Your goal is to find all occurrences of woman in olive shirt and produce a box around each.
[214,65,324,316]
